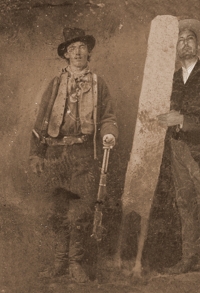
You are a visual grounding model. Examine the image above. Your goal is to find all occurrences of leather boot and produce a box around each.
[52,227,69,277]
[68,222,89,283]
[53,248,68,277]
[41,244,69,278]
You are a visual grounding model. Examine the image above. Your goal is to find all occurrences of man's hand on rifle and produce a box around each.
[103,134,115,148]
[29,155,44,175]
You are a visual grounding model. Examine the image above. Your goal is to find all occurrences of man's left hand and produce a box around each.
[103,134,116,148]
[157,110,184,128]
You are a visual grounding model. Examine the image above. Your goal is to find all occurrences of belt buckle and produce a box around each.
[63,136,72,145]
[45,137,52,146]
[81,135,88,142]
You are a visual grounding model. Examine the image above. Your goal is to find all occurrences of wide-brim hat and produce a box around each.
[179,19,200,45]
[58,27,96,58]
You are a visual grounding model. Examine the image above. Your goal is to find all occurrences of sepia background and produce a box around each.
[0,0,200,292]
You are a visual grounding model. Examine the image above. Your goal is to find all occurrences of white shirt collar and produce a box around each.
[182,59,198,83]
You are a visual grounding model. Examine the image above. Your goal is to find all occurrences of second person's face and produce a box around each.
[177,29,198,60]
[64,41,90,70]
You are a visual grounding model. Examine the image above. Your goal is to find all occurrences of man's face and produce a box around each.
[177,29,198,60]
[64,41,90,69]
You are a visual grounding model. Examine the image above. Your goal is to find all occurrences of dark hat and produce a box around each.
[57,27,96,58]
[179,19,200,45]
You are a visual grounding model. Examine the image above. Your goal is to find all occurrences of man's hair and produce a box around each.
[64,41,92,63]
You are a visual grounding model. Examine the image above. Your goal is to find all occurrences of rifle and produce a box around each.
[91,146,111,241]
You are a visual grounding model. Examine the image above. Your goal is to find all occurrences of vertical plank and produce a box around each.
[122,15,179,218]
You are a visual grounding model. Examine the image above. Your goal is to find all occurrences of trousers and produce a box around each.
[171,138,200,258]
[45,141,99,266]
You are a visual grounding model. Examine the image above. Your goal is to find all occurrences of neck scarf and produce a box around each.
[67,66,92,102]
[47,66,92,137]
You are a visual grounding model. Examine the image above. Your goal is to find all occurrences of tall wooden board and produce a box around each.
[122,15,179,218]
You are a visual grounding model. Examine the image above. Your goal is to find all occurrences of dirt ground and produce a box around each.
[1,203,199,293]
[45,272,200,293]
[33,271,200,293]
[1,1,200,292]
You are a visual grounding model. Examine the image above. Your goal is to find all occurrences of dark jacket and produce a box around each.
[29,73,118,158]
[156,59,200,197]
[152,60,200,220]
[168,59,200,148]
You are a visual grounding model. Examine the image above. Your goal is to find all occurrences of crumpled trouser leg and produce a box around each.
[69,222,85,263]
[68,215,91,283]
[54,226,70,276]
[171,139,200,259]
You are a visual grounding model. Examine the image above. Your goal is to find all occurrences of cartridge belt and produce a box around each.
[44,135,91,146]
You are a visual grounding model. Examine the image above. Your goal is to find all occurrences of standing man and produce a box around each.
[29,27,118,282]
[158,19,200,274]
